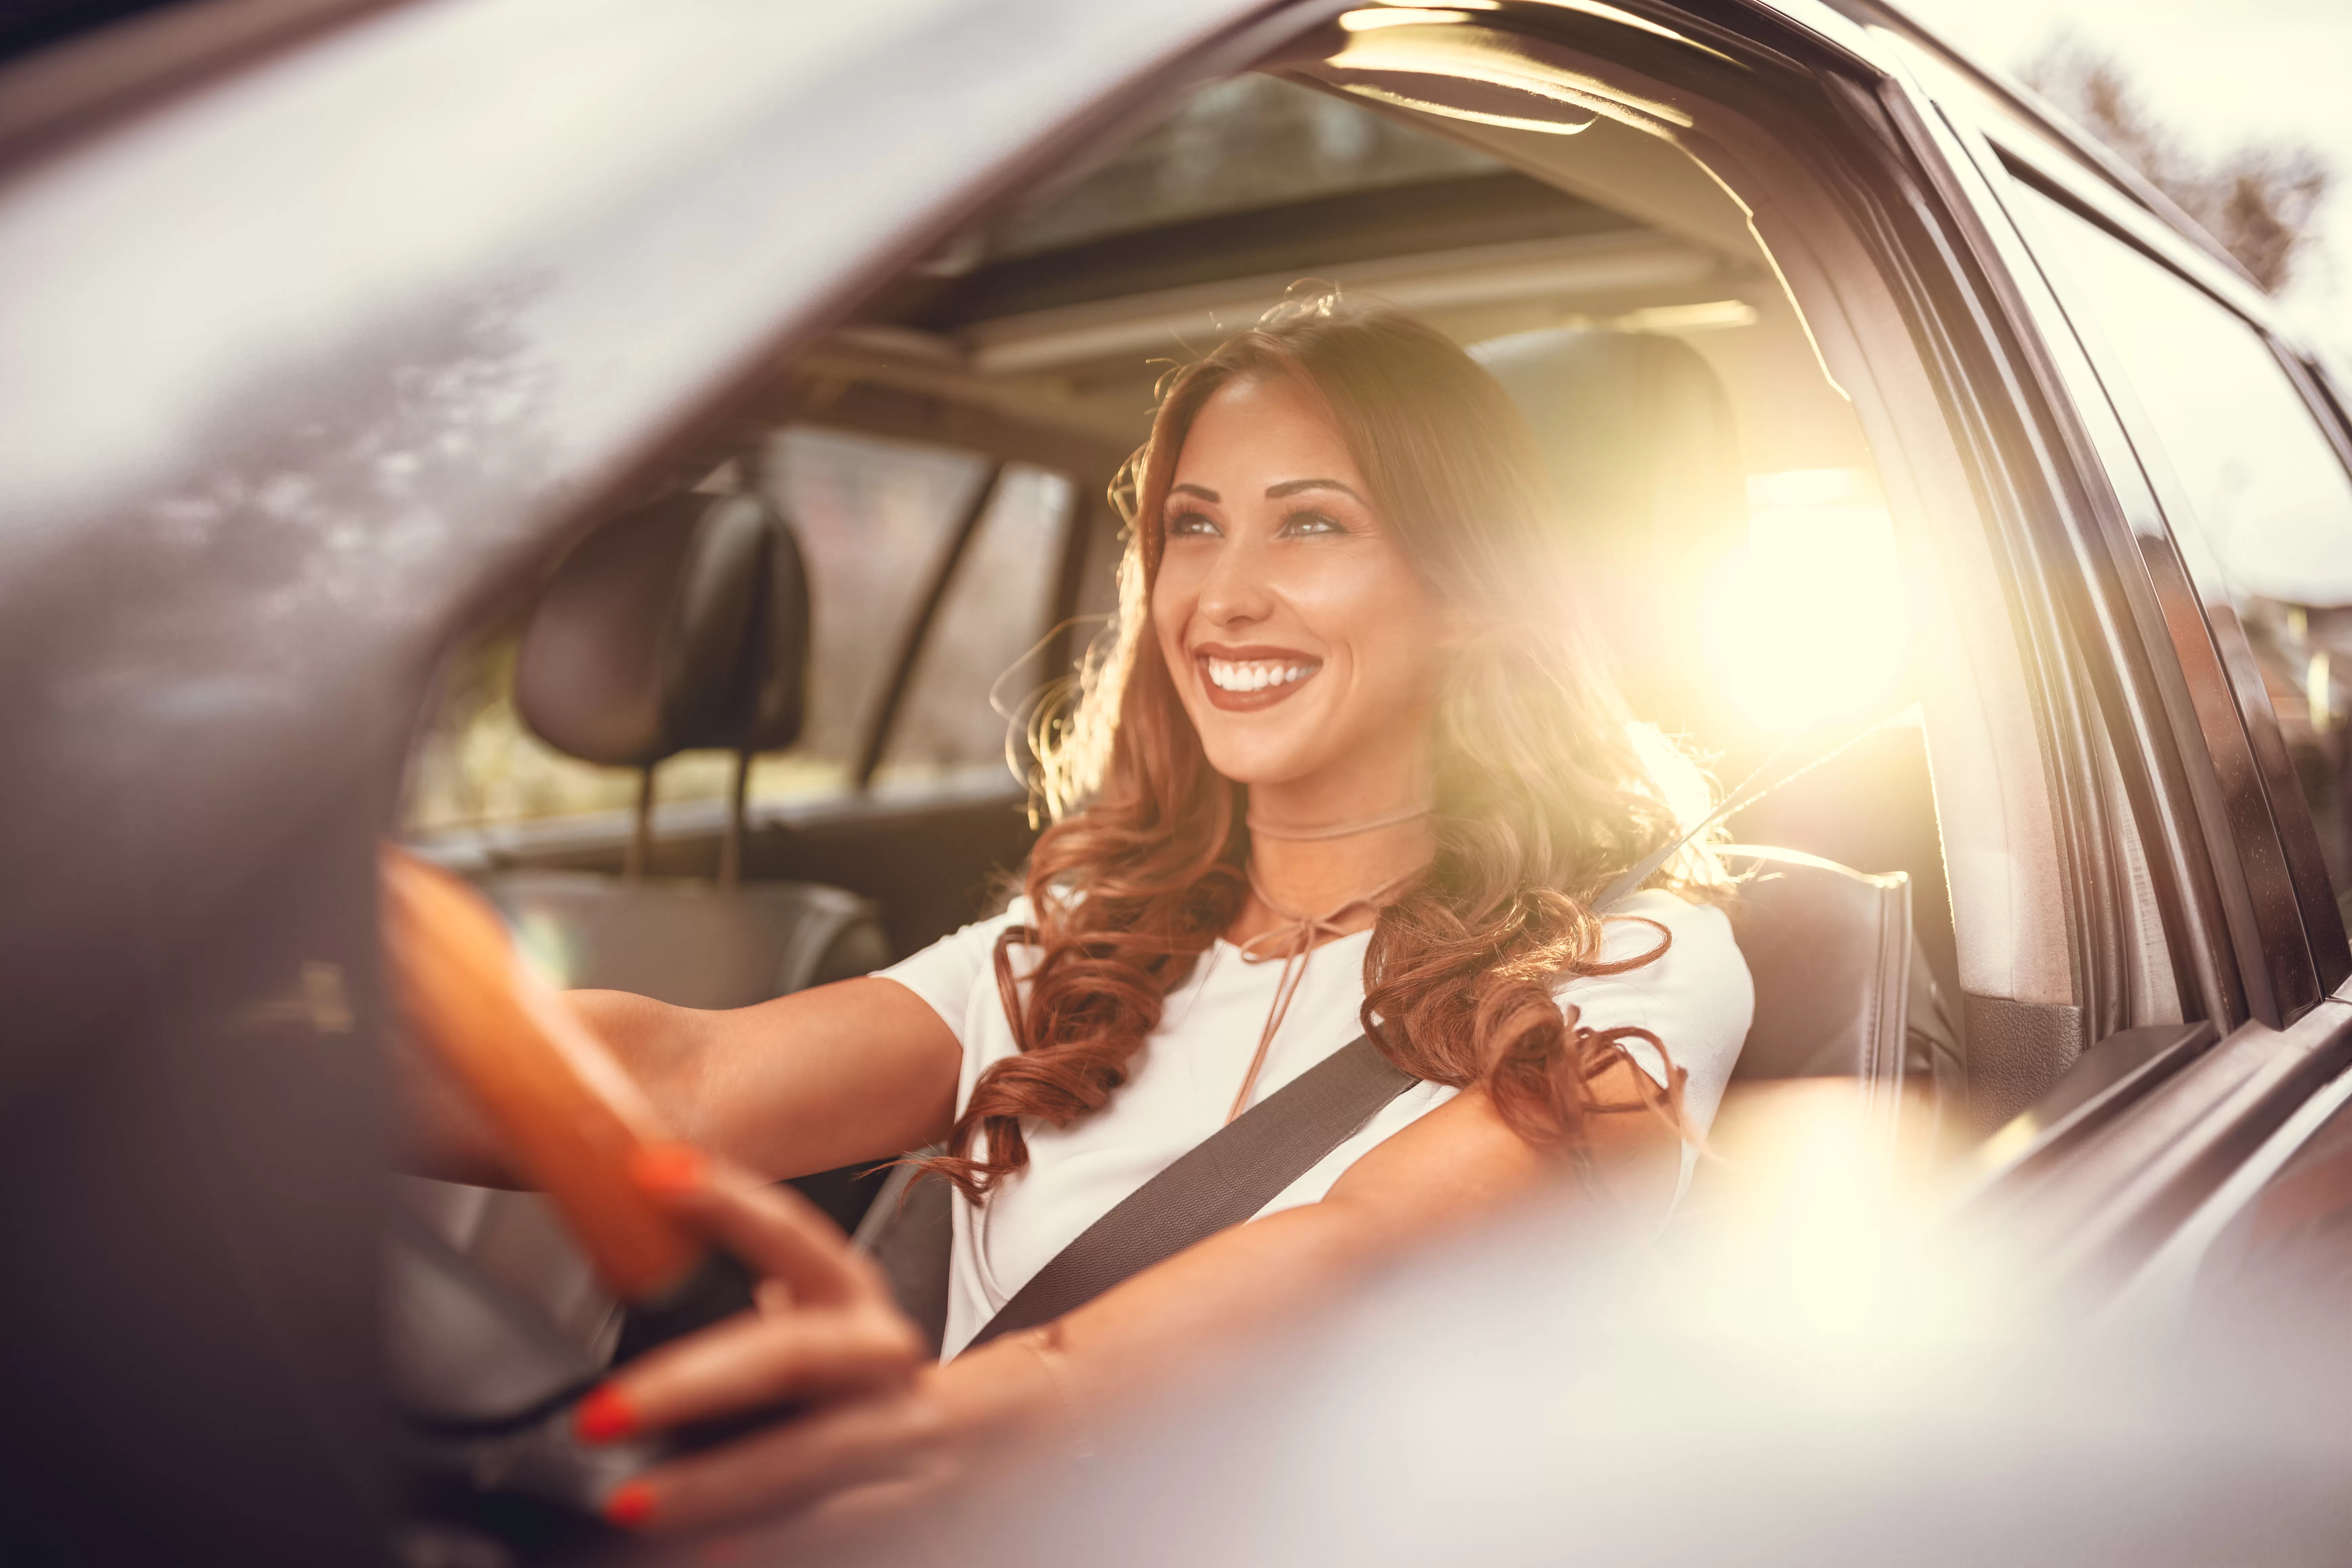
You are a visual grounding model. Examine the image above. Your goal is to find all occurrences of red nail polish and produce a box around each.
[574,1384,638,1445]
[604,1479,656,1530]
[629,1143,707,1196]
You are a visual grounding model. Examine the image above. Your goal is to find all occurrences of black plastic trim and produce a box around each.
[1839,80,2161,1036]
[2012,994,2352,1285]
[1961,1019,2213,1202]
[1923,115,2300,1031]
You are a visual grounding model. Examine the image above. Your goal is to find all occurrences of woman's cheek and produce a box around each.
[1149,585,1191,675]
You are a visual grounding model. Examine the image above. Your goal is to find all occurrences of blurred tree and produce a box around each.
[2022,35,2332,294]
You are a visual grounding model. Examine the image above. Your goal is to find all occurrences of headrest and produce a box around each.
[515,490,811,768]
[1470,327,1746,551]
[1469,328,1747,731]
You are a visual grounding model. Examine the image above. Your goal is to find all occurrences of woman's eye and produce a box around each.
[1280,510,1346,537]
[1165,510,1220,538]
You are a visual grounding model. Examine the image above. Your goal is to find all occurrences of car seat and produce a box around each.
[1468,326,1748,741]
[1468,326,1964,1116]
[485,484,889,1009]
[1721,844,1960,1096]
[390,486,888,1433]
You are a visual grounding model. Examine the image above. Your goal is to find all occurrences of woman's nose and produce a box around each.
[1196,530,1274,626]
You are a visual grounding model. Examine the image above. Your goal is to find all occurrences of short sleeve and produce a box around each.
[874,896,1032,1053]
[1553,888,1753,1156]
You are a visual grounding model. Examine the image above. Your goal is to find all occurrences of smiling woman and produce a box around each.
[932,293,1750,1205]
[392,294,1756,1534]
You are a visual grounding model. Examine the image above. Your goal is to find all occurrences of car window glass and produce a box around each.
[986,75,1501,260]
[874,464,1074,789]
[2018,182,2352,917]
[401,427,989,835]
[760,424,996,795]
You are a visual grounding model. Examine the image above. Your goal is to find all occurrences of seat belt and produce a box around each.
[966,1031,1411,1349]
[1597,702,1916,911]
[966,701,1918,1349]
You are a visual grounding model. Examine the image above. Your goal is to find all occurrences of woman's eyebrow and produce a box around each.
[1170,483,1220,502]
[1265,477,1365,502]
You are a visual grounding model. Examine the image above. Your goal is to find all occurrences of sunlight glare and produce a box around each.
[1704,469,1910,732]
[1666,1082,2022,1406]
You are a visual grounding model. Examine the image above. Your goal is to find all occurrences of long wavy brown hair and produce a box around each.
[924,293,1727,1200]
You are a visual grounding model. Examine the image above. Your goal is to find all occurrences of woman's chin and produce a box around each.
[1197,735,1326,789]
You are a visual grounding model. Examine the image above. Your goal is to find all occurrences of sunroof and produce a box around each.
[987,75,1506,261]
[889,75,1640,329]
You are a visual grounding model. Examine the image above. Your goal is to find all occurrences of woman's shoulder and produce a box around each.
[880,887,1074,979]
[1554,887,1754,1092]
[871,896,1035,1022]
[1580,887,1750,994]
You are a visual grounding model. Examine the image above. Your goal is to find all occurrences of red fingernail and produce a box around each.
[603,1479,656,1530]
[629,1143,707,1197]
[574,1384,638,1445]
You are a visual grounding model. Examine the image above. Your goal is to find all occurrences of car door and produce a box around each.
[1902,59,2352,1281]
[0,3,1309,1560]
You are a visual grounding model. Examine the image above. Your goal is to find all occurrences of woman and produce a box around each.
[406,295,1753,1532]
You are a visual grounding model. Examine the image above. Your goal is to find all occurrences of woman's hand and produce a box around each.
[573,1147,947,1533]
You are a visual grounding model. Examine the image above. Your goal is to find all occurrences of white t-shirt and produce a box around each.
[879,888,1753,1360]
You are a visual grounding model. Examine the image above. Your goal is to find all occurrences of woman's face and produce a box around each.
[1152,373,1451,796]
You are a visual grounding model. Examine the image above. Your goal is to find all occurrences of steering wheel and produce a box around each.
[380,844,703,1305]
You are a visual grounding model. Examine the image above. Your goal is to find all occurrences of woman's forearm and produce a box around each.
[922,1084,1648,1446]
[924,1197,1396,1454]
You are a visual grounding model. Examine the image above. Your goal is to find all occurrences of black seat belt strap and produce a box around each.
[966,1032,1413,1350]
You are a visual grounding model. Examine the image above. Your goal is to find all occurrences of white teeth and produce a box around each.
[1205,658,1316,693]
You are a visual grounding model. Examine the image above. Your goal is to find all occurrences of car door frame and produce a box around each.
[1880,45,2352,1280]
[1979,122,2352,1010]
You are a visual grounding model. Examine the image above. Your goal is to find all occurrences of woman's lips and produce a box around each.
[1194,650,1323,712]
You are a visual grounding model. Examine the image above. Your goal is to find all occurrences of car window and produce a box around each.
[872,463,1076,788]
[2016,182,2352,928]
[763,425,999,794]
[402,426,994,835]
[985,74,1501,260]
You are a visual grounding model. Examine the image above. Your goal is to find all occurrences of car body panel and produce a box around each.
[0,0,1323,1554]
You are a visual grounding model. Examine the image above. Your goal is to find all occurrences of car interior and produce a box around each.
[388,18,2147,1502]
